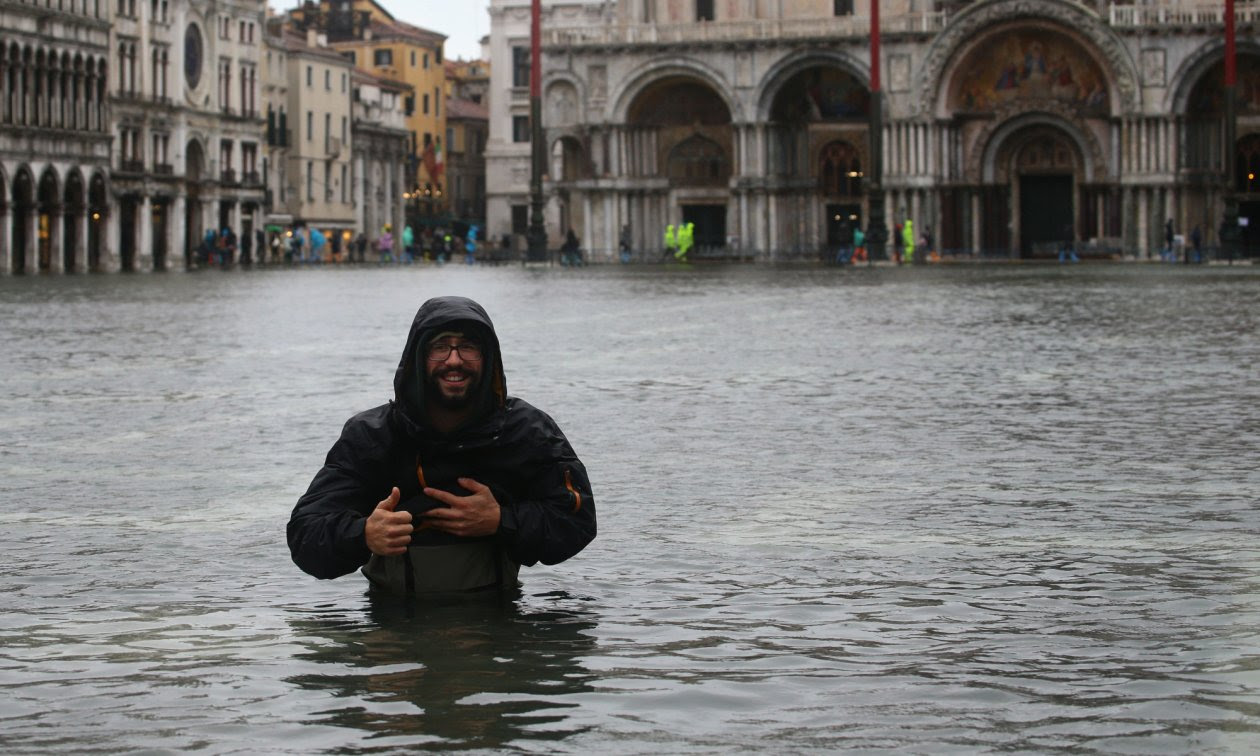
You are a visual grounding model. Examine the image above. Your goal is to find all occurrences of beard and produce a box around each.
[425,366,482,410]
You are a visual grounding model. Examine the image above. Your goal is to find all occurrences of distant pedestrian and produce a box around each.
[1190,225,1202,264]
[1163,218,1175,262]
[619,224,632,263]
[1059,221,1079,263]
[852,225,867,263]
[378,227,394,263]
[834,220,853,265]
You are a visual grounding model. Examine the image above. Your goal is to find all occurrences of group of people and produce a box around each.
[1162,219,1205,264]
[832,219,938,265]
[663,223,695,262]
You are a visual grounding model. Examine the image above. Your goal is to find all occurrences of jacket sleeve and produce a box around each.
[496,415,597,567]
[287,412,392,579]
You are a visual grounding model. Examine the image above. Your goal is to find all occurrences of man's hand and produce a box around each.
[422,478,501,538]
[365,487,413,556]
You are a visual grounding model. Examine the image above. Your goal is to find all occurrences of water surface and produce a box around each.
[2,263,1258,752]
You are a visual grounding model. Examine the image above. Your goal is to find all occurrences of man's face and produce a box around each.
[424,335,484,410]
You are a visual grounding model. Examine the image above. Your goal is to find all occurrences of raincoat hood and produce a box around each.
[393,296,507,433]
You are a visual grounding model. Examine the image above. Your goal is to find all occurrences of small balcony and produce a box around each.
[154,163,174,175]
[118,158,145,174]
[242,170,261,185]
[220,169,238,185]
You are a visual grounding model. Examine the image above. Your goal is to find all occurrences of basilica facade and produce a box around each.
[486,0,1260,261]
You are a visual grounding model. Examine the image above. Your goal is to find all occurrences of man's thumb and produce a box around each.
[376,487,401,511]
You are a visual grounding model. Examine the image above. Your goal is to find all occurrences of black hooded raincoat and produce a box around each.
[287,296,596,594]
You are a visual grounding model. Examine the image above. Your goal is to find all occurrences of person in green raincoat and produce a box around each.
[402,225,415,263]
[902,219,915,264]
[676,222,694,261]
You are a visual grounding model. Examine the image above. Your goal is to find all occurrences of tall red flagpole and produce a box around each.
[527,0,547,261]
[865,0,887,262]
[1222,0,1239,262]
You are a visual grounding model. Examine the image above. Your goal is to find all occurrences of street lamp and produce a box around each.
[1220,0,1241,263]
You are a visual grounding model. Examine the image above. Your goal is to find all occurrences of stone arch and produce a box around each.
[37,165,60,271]
[818,139,864,197]
[754,51,869,123]
[1168,39,1260,113]
[64,168,86,272]
[550,135,589,183]
[919,0,1138,118]
[610,58,736,124]
[666,133,730,186]
[970,102,1105,184]
[11,166,35,274]
[87,171,107,272]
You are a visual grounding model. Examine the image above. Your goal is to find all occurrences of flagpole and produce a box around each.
[1221,0,1239,263]
[526,0,548,262]
[865,0,887,263]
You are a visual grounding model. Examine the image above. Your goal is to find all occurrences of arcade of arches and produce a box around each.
[541,24,1260,261]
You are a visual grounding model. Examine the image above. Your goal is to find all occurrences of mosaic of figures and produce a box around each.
[949,31,1109,116]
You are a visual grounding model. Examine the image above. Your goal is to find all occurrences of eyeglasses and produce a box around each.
[426,342,483,362]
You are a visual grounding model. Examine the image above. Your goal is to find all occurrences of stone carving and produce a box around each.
[1142,48,1165,87]
[890,55,911,93]
[549,82,579,126]
[589,65,607,102]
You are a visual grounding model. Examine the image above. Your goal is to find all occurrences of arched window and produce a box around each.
[667,135,728,185]
[818,141,862,196]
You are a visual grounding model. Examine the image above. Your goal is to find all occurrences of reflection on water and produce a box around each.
[286,595,599,751]
[1,264,1258,752]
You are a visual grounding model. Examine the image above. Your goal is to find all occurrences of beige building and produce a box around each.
[351,68,409,255]
[0,0,111,274]
[289,0,449,221]
[282,28,356,249]
[487,0,1260,261]
[261,17,291,259]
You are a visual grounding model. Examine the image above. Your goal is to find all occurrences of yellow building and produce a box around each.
[289,0,448,217]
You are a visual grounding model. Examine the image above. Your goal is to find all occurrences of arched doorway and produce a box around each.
[1009,129,1079,257]
[11,169,34,274]
[627,76,733,253]
[768,64,870,256]
[184,139,204,267]
[37,168,58,272]
[64,170,84,272]
[945,26,1113,256]
[87,172,106,271]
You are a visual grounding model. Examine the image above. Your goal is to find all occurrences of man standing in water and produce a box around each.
[287,296,596,595]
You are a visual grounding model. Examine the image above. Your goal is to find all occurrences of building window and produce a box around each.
[218,58,231,112]
[341,73,346,93]
[242,142,257,176]
[340,163,347,203]
[512,115,530,143]
[324,69,331,90]
[512,47,530,88]
[324,112,331,152]
[341,115,347,143]
[374,48,392,66]
[434,87,440,117]
[220,139,233,178]
[306,111,313,140]
[834,0,853,15]
[306,65,312,87]
[423,94,429,115]
[307,160,313,200]
[511,205,528,234]
[697,0,714,21]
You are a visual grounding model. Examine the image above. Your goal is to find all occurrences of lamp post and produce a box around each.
[526,0,548,262]
[864,0,888,263]
[1220,0,1240,263]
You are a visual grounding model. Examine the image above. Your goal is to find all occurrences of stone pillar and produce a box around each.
[103,204,120,272]
[0,203,9,274]
[73,207,88,273]
[391,159,404,259]
[23,206,37,273]
[138,195,154,271]
[171,195,186,269]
